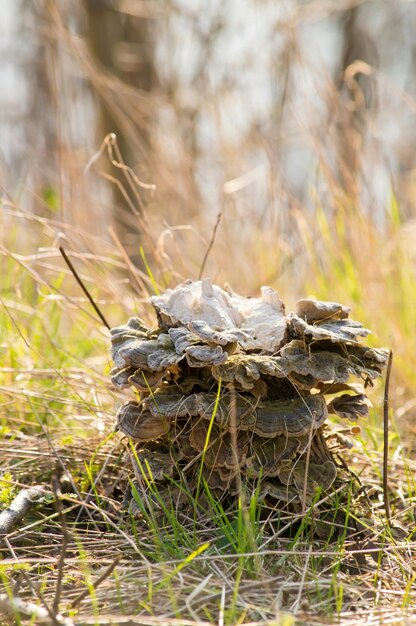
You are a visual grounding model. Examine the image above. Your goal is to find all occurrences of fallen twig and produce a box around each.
[3,536,67,626]
[0,486,51,535]
[53,481,71,614]
[0,593,74,626]
[70,555,122,608]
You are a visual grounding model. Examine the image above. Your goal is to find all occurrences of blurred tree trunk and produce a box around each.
[336,7,378,202]
[83,0,157,256]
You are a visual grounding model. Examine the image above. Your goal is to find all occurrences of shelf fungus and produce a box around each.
[110,279,389,512]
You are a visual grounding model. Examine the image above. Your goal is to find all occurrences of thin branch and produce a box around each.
[0,593,75,626]
[383,349,393,525]
[0,486,50,535]
[58,246,111,330]
[198,210,222,280]
[69,555,122,608]
[52,482,71,614]
[3,538,66,626]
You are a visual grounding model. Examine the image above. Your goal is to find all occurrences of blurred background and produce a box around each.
[1,0,416,429]
[3,1,416,232]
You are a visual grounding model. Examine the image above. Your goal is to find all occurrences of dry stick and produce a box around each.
[52,481,71,614]
[0,487,50,535]
[383,349,393,525]
[300,412,316,514]
[69,556,122,609]
[3,537,66,626]
[58,246,110,330]
[0,593,75,626]
[198,210,222,280]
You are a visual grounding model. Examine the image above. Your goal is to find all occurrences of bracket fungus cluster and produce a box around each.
[110,279,389,510]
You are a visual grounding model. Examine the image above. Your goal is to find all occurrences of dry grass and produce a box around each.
[1,430,416,625]
[1,194,416,626]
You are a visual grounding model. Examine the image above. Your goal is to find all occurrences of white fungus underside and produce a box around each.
[150,278,287,352]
